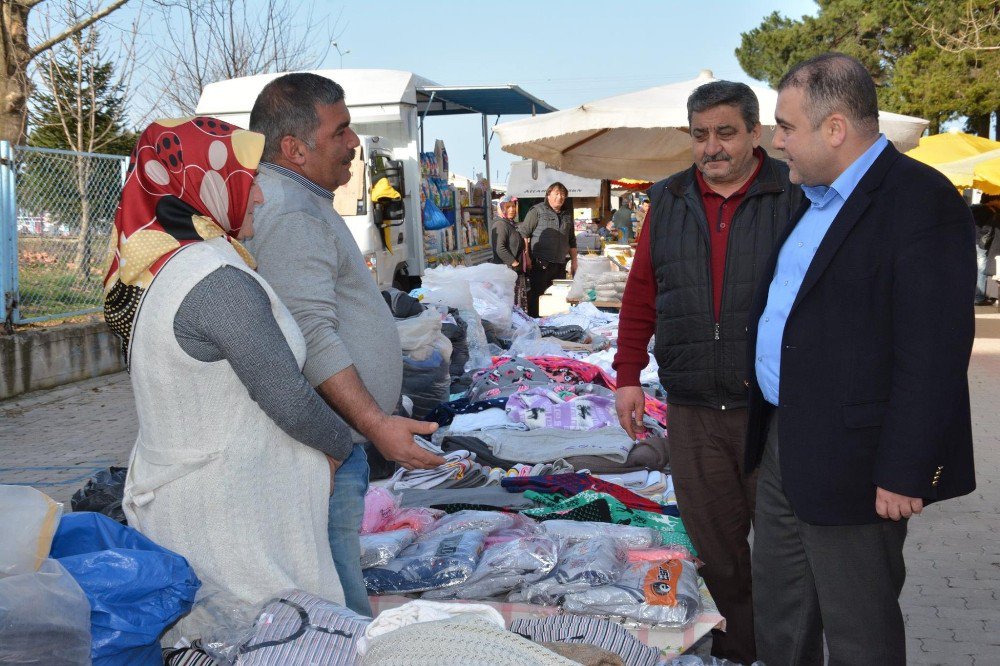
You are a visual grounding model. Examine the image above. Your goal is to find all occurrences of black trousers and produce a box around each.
[668,405,757,664]
[754,412,908,666]
[527,260,566,318]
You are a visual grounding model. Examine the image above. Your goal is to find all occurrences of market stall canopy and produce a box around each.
[905,131,1000,192]
[417,85,556,116]
[506,160,602,198]
[493,70,929,182]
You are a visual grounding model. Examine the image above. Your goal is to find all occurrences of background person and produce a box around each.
[105,118,352,627]
[491,194,529,310]
[519,181,577,317]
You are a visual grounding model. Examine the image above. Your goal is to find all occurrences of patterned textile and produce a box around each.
[501,473,678,516]
[527,357,669,427]
[521,490,694,554]
[509,615,663,666]
[422,398,509,427]
[103,117,264,358]
[234,590,370,666]
[505,386,617,431]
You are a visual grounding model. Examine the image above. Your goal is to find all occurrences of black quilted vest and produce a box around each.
[647,156,802,409]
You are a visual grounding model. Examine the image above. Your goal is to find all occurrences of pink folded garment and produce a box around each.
[362,486,441,535]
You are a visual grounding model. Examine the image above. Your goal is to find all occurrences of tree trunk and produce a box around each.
[72,153,92,275]
[0,2,34,144]
[966,113,992,138]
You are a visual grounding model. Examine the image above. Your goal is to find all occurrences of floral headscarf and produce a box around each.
[103,117,265,358]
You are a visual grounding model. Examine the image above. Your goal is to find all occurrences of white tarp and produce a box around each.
[505,160,601,198]
[494,69,929,182]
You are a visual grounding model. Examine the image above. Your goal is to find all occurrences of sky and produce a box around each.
[103,0,821,185]
[316,0,821,184]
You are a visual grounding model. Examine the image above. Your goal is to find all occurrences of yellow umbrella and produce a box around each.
[973,157,1000,196]
[906,132,1000,190]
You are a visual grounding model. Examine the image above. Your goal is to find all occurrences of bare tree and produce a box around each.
[152,0,339,115]
[907,0,1000,53]
[29,3,143,274]
[0,0,130,144]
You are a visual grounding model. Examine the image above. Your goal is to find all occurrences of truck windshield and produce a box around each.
[333,147,367,217]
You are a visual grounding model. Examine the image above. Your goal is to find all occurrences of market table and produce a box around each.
[369,583,725,660]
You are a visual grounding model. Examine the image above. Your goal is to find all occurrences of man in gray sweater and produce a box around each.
[246,73,444,615]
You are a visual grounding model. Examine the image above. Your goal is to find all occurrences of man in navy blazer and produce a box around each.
[745,53,976,665]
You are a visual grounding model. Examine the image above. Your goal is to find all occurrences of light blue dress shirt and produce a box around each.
[755,134,889,405]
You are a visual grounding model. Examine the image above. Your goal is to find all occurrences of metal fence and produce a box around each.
[0,142,128,325]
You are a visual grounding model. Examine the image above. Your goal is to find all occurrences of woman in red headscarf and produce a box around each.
[104,118,351,630]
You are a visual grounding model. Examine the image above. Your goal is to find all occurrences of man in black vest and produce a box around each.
[613,81,802,664]
[746,53,976,666]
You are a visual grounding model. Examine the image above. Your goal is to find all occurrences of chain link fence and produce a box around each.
[1,143,127,324]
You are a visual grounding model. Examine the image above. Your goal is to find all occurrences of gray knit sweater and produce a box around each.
[246,164,403,443]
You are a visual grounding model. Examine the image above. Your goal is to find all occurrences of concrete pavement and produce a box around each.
[3,310,1000,664]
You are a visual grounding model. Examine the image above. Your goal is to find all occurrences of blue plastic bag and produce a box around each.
[422,197,452,230]
[50,512,201,666]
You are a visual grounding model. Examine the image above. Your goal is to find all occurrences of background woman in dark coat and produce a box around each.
[491,194,529,310]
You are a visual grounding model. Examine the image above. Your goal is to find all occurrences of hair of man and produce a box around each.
[777,52,879,136]
[687,81,761,132]
[250,73,346,162]
[546,181,569,197]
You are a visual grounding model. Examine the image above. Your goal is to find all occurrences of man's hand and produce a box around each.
[370,415,444,470]
[615,386,647,440]
[326,455,341,496]
[875,486,923,520]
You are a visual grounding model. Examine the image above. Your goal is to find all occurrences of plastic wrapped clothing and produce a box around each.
[561,559,702,627]
[425,509,516,537]
[361,487,441,535]
[521,490,694,554]
[363,528,487,594]
[49,511,201,666]
[509,615,663,666]
[508,537,626,605]
[0,558,92,666]
[71,467,129,524]
[360,529,417,569]
[423,535,559,600]
[207,590,370,666]
[359,599,504,654]
[0,484,64,576]
[539,520,662,549]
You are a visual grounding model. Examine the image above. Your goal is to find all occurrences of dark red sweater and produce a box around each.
[613,153,763,387]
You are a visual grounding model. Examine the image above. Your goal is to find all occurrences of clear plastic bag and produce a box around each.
[396,309,444,361]
[362,529,487,595]
[561,559,702,627]
[0,558,92,666]
[0,484,64,576]
[423,263,518,334]
[508,537,626,605]
[422,534,558,600]
[413,282,490,370]
[360,529,416,569]
[566,256,613,301]
[540,520,662,549]
[425,510,516,538]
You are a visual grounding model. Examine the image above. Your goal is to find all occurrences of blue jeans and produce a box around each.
[976,244,988,301]
[328,444,371,616]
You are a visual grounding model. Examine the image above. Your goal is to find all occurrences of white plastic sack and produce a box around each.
[0,485,63,576]
[567,256,613,301]
[0,558,92,666]
[414,281,490,370]
[423,263,517,334]
[396,309,444,361]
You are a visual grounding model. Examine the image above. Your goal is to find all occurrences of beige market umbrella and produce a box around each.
[494,70,929,182]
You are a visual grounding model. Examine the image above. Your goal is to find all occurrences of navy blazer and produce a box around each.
[744,144,977,525]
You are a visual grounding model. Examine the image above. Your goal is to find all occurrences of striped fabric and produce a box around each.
[235,591,370,666]
[258,163,334,200]
[509,615,662,666]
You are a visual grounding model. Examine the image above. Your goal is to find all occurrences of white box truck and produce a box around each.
[196,69,554,287]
